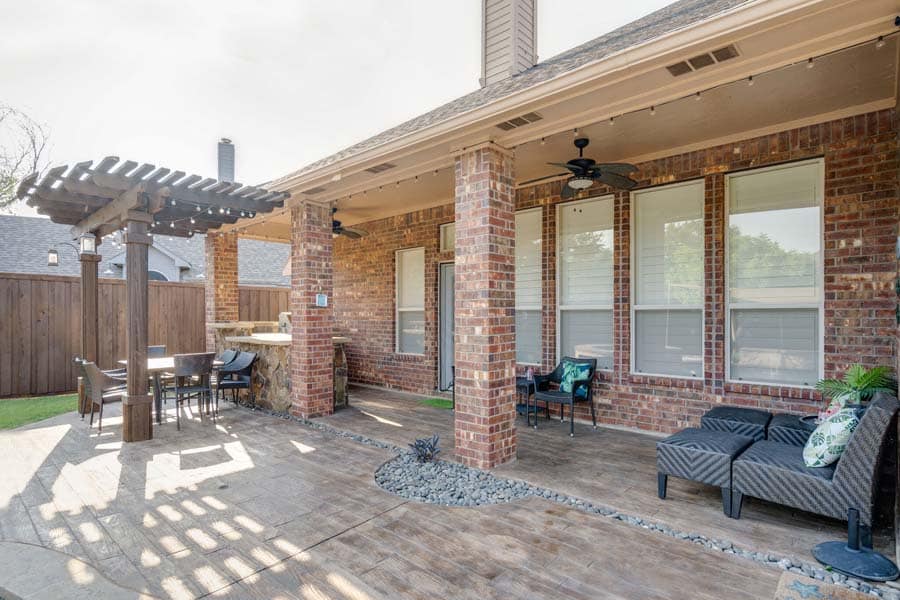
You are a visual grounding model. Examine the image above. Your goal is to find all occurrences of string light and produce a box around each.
[573,128,579,137]
[609,117,615,126]
[806,57,815,69]
[649,106,656,116]
[876,36,886,49]
[747,75,754,86]
[695,91,702,101]
[540,137,546,145]
[190,217,196,224]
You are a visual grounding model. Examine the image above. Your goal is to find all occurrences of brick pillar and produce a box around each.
[453,144,517,469]
[289,201,334,418]
[204,231,239,351]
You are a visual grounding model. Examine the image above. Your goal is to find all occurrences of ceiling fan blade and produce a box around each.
[547,162,577,172]
[595,172,638,190]
[596,162,639,175]
[339,227,367,239]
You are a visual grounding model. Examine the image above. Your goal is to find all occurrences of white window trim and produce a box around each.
[555,194,615,368]
[395,247,426,355]
[629,179,705,380]
[724,158,825,388]
[515,207,543,366]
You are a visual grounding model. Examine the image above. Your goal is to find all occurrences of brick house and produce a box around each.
[208,0,900,468]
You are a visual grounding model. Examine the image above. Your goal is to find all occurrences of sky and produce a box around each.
[2,0,673,216]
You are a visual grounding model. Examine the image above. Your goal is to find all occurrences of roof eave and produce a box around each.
[272,0,821,193]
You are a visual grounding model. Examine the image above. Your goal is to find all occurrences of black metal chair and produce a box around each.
[80,361,128,433]
[217,351,257,410]
[533,357,598,436]
[166,352,215,430]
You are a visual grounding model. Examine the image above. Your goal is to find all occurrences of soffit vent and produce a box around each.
[302,186,326,195]
[364,162,397,174]
[666,44,740,77]
[495,111,543,131]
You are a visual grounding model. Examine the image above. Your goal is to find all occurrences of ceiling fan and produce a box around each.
[548,138,639,198]
[332,207,367,239]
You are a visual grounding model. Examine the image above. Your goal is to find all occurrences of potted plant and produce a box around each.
[811,364,897,425]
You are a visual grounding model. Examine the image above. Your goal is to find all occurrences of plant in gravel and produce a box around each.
[409,434,441,462]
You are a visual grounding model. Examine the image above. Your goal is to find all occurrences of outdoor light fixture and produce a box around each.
[567,176,594,190]
[47,248,59,267]
[79,233,96,255]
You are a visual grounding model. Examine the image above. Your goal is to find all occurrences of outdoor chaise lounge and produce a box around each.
[533,357,597,436]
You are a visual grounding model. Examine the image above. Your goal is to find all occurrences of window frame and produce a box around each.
[439,222,455,253]
[515,207,543,366]
[724,158,825,388]
[555,194,615,368]
[395,246,426,355]
[629,178,705,380]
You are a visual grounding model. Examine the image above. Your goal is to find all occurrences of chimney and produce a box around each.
[480,0,537,87]
[217,138,235,182]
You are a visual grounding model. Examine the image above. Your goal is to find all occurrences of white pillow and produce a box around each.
[802,408,860,468]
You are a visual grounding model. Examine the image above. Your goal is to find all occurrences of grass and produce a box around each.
[418,397,453,410]
[0,393,78,430]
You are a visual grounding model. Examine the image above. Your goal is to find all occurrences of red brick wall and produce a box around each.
[333,109,899,433]
[289,201,335,418]
[204,231,238,351]
[333,204,454,393]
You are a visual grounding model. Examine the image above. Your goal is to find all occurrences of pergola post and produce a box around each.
[123,218,153,442]
[289,200,334,419]
[79,252,101,363]
[453,143,517,469]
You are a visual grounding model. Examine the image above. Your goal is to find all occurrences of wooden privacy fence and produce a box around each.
[0,272,288,397]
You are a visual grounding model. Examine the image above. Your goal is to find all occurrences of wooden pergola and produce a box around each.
[16,157,289,441]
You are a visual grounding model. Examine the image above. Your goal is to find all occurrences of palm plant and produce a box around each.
[816,364,897,407]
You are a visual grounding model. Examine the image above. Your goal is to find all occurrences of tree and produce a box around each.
[0,105,49,212]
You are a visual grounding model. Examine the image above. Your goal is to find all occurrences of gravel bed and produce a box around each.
[237,401,898,598]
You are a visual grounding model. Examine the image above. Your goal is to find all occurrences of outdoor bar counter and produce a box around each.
[213,325,349,412]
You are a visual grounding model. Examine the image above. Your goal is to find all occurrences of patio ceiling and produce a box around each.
[16,157,290,239]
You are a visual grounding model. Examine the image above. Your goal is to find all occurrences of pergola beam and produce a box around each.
[70,183,146,237]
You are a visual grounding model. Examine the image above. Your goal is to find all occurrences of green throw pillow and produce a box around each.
[802,408,860,468]
[559,361,592,399]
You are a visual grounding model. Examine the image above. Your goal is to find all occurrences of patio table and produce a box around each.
[118,357,224,425]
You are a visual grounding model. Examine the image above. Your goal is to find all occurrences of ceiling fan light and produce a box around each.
[568,176,593,190]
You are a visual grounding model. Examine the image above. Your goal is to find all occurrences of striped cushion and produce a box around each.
[702,406,772,441]
[657,428,753,488]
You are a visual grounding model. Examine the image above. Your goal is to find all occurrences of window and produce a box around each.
[515,209,541,364]
[439,223,455,252]
[726,159,823,386]
[632,181,704,378]
[148,270,169,282]
[557,196,614,368]
[396,247,425,354]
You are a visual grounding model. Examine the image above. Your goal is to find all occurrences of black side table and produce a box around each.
[516,377,536,427]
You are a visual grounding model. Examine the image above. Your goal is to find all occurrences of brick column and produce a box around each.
[289,201,334,418]
[453,144,517,469]
[204,231,239,351]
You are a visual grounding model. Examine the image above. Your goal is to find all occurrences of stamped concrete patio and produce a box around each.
[0,385,878,599]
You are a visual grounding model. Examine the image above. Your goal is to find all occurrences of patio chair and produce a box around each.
[165,352,216,430]
[731,392,899,580]
[73,356,127,418]
[533,357,597,436]
[80,361,128,433]
[217,351,257,410]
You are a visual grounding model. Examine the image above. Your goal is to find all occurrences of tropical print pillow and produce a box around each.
[559,361,592,399]
[803,408,860,468]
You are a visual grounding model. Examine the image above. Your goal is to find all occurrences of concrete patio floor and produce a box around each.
[321,385,896,565]
[0,389,789,599]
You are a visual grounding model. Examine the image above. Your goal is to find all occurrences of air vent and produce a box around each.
[666,44,740,77]
[364,162,396,174]
[495,111,543,131]
[302,186,326,195]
